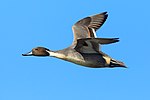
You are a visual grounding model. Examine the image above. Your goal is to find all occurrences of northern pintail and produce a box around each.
[22,12,126,68]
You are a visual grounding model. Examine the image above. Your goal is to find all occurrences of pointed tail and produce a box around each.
[109,59,127,68]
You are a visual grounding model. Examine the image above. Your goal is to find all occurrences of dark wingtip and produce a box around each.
[114,38,120,43]
[109,38,119,43]
[96,37,120,44]
[102,11,108,18]
[102,11,107,14]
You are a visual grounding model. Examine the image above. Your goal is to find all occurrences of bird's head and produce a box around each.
[22,47,50,57]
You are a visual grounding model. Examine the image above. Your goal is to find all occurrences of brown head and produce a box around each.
[22,47,50,57]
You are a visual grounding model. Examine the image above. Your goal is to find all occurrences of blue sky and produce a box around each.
[0,0,150,100]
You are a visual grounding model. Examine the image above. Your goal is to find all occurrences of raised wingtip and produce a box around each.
[102,11,108,16]
[102,11,107,14]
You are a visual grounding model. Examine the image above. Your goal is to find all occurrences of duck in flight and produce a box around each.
[22,12,126,68]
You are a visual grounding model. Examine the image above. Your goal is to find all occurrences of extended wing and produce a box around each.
[72,12,108,44]
[74,38,119,53]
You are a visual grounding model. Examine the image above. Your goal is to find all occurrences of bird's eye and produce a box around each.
[35,48,38,50]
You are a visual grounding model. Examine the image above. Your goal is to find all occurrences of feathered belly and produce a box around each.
[65,53,106,68]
